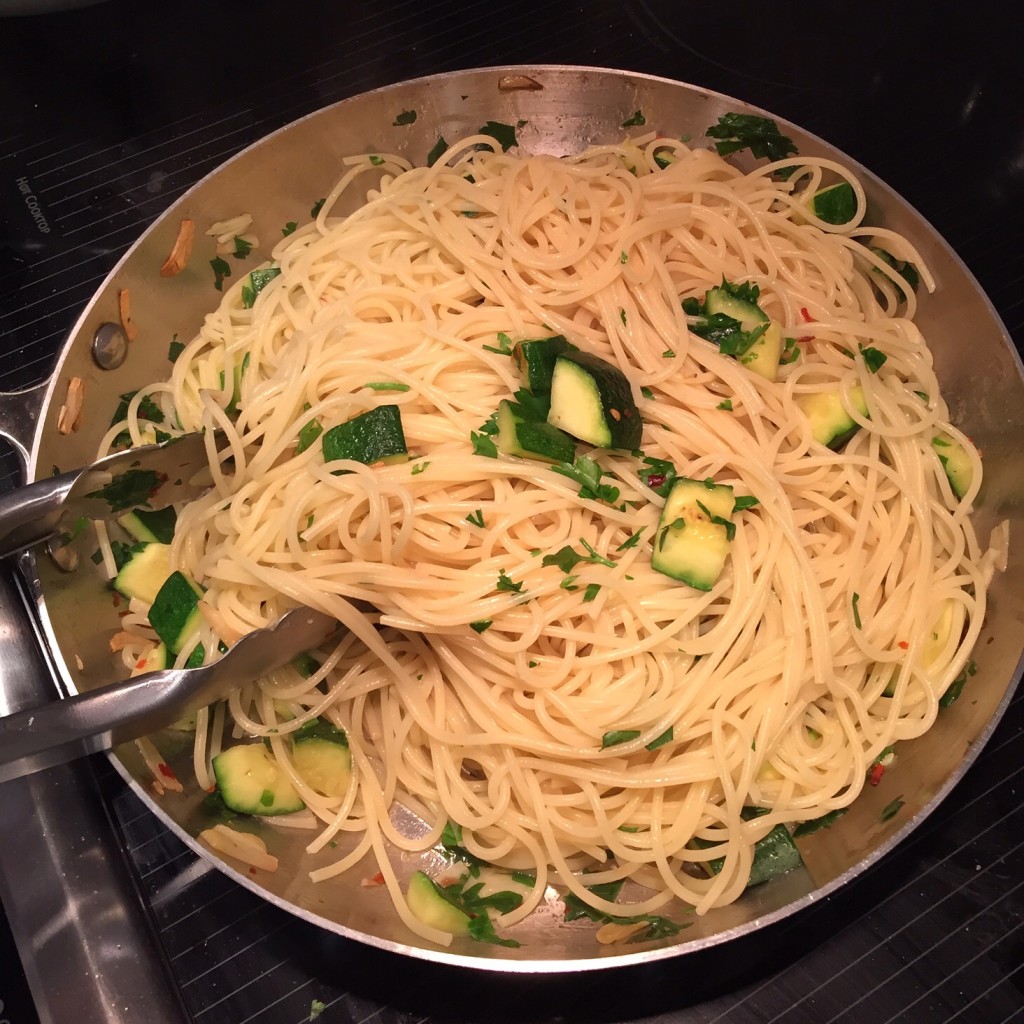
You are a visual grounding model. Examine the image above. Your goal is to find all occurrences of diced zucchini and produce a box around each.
[292,652,322,677]
[547,351,642,449]
[651,478,735,590]
[114,543,171,605]
[212,744,306,816]
[885,598,959,697]
[322,405,408,470]
[119,506,178,544]
[797,385,868,449]
[406,870,471,935]
[496,399,575,464]
[739,320,783,382]
[932,433,973,498]
[704,285,769,331]
[149,570,204,654]
[809,182,857,226]
[225,353,251,416]
[292,737,352,798]
[511,335,577,392]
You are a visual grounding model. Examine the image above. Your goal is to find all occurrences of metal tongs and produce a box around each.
[0,433,341,782]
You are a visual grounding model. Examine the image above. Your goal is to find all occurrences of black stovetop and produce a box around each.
[1,3,1023,1022]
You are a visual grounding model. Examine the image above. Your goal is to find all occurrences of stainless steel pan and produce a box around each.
[2,66,1022,971]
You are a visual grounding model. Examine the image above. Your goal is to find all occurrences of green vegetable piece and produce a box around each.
[602,729,641,748]
[322,405,408,470]
[705,113,797,163]
[809,182,857,225]
[511,335,577,393]
[393,109,417,126]
[241,266,281,309]
[495,399,575,464]
[548,351,642,449]
[478,120,518,151]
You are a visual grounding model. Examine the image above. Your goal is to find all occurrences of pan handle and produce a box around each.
[0,378,50,469]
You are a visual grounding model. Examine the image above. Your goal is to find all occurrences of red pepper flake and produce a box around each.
[800,307,813,323]
[249,867,258,875]
[135,657,147,669]
[797,335,814,344]
[868,763,886,786]
[646,473,666,489]
[112,593,121,607]
[158,762,178,780]
[361,871,386,888]
[897,640,909,650]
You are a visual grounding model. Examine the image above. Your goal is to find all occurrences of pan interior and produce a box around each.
[24,67,1024,968]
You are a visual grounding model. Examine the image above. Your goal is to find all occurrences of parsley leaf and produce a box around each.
[393,109,417,126]
[210,256,231,291]
[310,198,326,217]
[482,332,514,355]
[168,337,185,363]
[86,469,161,512]
[792,809,847,839]
[296,413,323,454]
[638,456,677,498]
[550,455,620,503]
[496,570,524,594]
[602,729,641,748]
[616,528,644,552]
[282,221,298,236]
[232,235,252,259]
[440,821,488,876]
[369,154,385,166]
[852,592,862,629]
[471,431,498,458]
[705,112,798,163]
[541,542,614,573]
[465,509,486,528]
[563,879,687,942]
[364,382,410,392]
[411,461,429,475]
[241,266,281,309]
[717,398,733,411]
[640,386,655,400]
[110,391,165,426]
[479,120,518,151]
[621,110,646,128]
[880,797,905,822]
[583,583,601,603]
[940,659,977,709]
[732,495,759,512]
[646,727,673,751]
[470,619,493,633]
[859,344,887,373]
[426,136,448,167]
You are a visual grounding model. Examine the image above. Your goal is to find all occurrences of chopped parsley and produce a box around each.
[432,870,523,948]
[309,998,327,1020]
[781,335,801,365]
[560,575,580,591]
[465,509,486,528]
[393,109,417,126]
[296,413,323,454]
[621,110,646,128]
[705,112,798,163]
[168,337,185,363]
[583,583,601,603]
[646,727,673,751]
[210,256,231,291]
[364,381,410,392]
[310,198,326,217]
[550,455,620,503]
[282,221,298,236]
[86,469,161,512]
[241,266,282,309]
[470,619,493,634]
[640,386,655,400]
[871,247,920,302]
[411,461,429,475]
[717,398,733,411]
[496,570,524,594]
[369,154,385,166]
[620,251,629,264]
[619,308,628,325]
[602,730,641,748]
[638,456,677,498]
[482,331,514,355]
[563,878,687,942]
[110,391,164,426]
[852,592,862,629]
[792,809,847,839]
[616,528,644,552]
[470,431,499,458]
[859,343,887,373]
[880,797,905,822]
[542,541,615,574]
[478,120,519,151]
[231,235,252,259]
[426,136,448,167]
[940,659,977,709]
[732,495,759,512]
[662,348,675,358]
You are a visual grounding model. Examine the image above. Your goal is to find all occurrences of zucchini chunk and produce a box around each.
[547,351,642,449]
[149,570,204,654]
[511,335,577,393]
[809,182,857,225]
[406,870,471,935]
[797,385,868,449]
[739,320,783,382]
[703,285,769,331]
[293,731,352,799]
[651,479,735,590]
[496,399,575,464]
[212,744,306,816]
[119,506,178,544]
[322,405,408,469]
[932,433,973,498]
[114,542,171,605]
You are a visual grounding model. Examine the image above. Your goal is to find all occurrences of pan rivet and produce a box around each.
[46,535,79,573]
[92,321,128,370]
